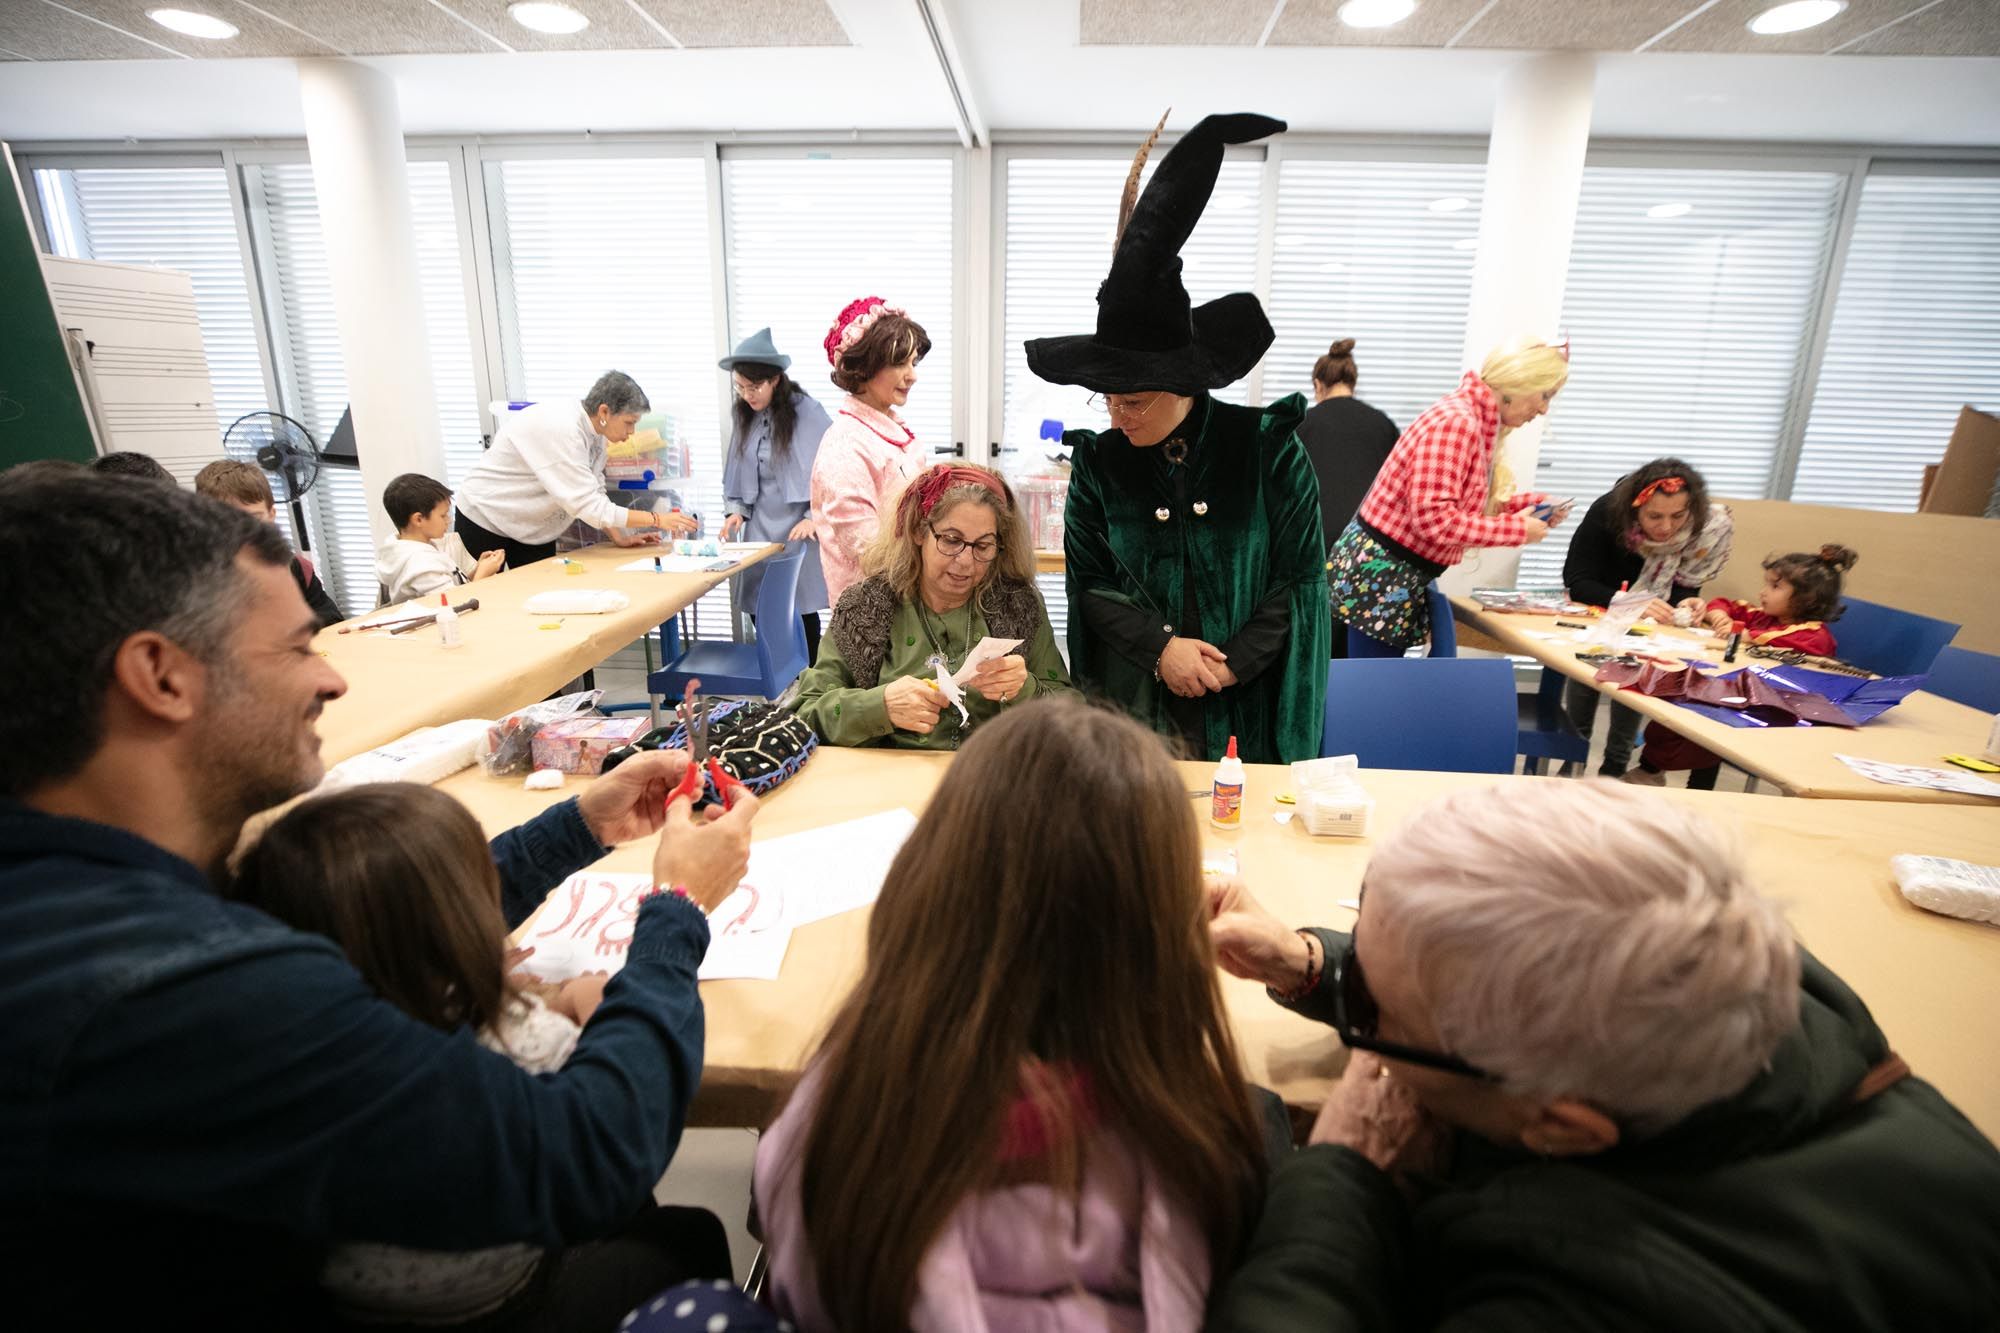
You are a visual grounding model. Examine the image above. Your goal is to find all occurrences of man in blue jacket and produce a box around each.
[0,467,759,1329]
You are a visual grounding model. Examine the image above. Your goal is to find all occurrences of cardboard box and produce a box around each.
[1919,406,2000,516]
[530,716,649,776]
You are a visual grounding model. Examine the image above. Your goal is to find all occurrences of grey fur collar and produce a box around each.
[830,575,1044,689]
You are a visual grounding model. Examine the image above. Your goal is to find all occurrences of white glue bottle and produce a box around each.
[434,593,463,649]
[1210,735,1244,830]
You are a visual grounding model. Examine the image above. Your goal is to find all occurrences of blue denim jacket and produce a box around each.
[0,796,710,1323]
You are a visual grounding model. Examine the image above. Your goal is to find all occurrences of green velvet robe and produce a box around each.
[792,596,1074,751]
[1064,393,1330,764]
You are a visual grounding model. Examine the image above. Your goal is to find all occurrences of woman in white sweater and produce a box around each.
[453,370,698,569]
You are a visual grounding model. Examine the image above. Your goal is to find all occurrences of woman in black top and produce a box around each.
[1296,339,1399,557]
[1561,459,1735,776]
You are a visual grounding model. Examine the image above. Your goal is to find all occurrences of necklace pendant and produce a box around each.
[1193,501,1209,517]
[1162,438,1189,466]
[1154,507,1171,523]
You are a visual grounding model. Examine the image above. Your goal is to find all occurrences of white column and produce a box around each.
[1444,51,1595,594]
[296,59,444,547]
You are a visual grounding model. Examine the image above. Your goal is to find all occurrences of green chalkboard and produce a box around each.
[0,145,97,470]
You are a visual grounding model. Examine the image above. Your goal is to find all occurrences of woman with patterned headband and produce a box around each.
[792,463,1074,751]
[809,297,932,606]
[1560,458,1735,777]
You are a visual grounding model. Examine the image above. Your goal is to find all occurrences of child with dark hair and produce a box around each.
[90,451,175,483]
[193,458,345,627]
[1629,544,1860,789]
[376,471,506,604]
[229,783,638,1325]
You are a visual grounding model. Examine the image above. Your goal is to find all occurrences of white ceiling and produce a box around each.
[0,0,1994,146]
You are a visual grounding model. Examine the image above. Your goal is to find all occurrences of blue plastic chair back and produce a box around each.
[1925,644,2000,713]
[1425,583,1457,657]
[1321,658,1518,772]
[751,546,810,688]
[1830,596,1960,677]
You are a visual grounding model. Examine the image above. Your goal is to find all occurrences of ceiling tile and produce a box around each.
[1457,0,1707,50]
[242,0,503,55]
[1653,0,1929,55]
[0,2,182,58]
[1269,0,1495,49]
[55,0,340,57]
[633,0,848,48]
[440,0,672,52]
[1842,0,2000,55]
[1080,0,1271,46]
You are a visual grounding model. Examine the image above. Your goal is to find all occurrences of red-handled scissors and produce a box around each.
[667,677,748,812]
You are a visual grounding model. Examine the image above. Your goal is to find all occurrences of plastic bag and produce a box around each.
[1891,854,2000,926]
[479,690,602,776]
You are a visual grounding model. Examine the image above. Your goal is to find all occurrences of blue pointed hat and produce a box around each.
[718,327,790,372]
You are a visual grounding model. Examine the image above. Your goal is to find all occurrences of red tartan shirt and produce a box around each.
[1356,371,1531,568]
[1706,599,1838,657]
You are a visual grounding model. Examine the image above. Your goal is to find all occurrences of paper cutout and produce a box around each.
[1836,755,2000,799]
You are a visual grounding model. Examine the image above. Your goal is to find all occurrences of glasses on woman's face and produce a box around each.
[732,376,776,398]
[1331,928,1496,1081]
[929,525,999,563]
[1086,392,1162,419]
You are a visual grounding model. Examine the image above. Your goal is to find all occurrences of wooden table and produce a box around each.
[1034,548,1065,575]
[443,748,2000,1139]
[313,542,778,766]
[1453,596,1997,805]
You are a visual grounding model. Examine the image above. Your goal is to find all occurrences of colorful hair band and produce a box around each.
[1631,476,1686,508]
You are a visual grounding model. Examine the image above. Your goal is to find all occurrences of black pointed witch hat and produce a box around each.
[1025,111,1285,396]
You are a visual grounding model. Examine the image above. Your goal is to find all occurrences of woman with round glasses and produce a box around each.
[792,464,1072,750]
[1027,113,1329,764]
[1203,780,2000,1330]
[718,328,834,660]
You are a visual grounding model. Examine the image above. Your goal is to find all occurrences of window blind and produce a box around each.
[485,154,725,640]
[1515,165,1845,590]
[998,153,1262,635]
[1792,171,2000,513]
[721,153,956,457]
[1263,158,1485,429]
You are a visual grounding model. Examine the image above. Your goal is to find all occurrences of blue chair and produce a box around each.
[1425,584,1457,657]
[1831,596,1960,677]
[1517,666,1591,776]
[646,546,811,709]
[1321,658,1519,773]
[1925,644,2000,713]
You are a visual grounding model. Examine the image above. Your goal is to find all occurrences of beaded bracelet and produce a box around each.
[1269,929,1322,1003]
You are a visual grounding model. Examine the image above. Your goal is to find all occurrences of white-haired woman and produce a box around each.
[1204,781,2000,1329]
[793,463,1073,752]
[1327,338,1571,657]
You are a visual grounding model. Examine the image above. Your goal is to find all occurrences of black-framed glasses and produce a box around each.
[1331,931,1497,1082]
[929,525,998,563]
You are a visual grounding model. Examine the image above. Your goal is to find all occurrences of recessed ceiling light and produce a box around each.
[1748,1,1845,36]
[1647,202,1694,219]
[1452,237,1479,252]
[1429,196,1469,214]
[147,8,239,39]
[1338,0,1418,29]
[509,2,591,35]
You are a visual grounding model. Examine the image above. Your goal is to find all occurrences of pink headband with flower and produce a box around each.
[824,296,907,366]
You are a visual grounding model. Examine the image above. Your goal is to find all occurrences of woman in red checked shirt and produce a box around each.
[1326,337,1573,657]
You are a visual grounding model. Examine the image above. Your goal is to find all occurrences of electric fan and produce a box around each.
[221,410,324,550]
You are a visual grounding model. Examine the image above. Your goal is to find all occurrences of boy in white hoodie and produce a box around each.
[376,473,506,605]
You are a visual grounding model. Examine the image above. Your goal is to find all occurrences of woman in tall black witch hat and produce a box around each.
[1028,113,1331,764]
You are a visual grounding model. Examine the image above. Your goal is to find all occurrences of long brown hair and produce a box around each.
[793,700,1267,1329]
[728,360,802,458]
[227,784,514,1034]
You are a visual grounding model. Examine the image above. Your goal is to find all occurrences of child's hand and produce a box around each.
[1703,608,1734,634]
[474,549,506,579]
[551,972,610,1026]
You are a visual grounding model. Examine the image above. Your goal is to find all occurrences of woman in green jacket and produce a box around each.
[792,464,1072,751]
[1205,779,2000,1331]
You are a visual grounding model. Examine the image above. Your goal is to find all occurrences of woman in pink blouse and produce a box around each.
[810,297,931,605]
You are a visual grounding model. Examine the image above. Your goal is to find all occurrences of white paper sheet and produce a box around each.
[759,808,920,929]
[950,636,1025,685]
[1835,754,2000,799]
[517,872,793,982]
[616,555,736,574]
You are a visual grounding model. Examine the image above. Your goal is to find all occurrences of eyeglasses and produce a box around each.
[929,525,999,563]
[732,376,777,397]
[1330,929,1497,1081]
[1085,391,1163,419]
